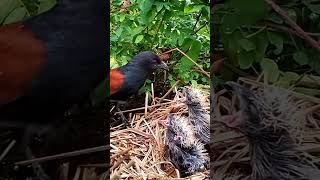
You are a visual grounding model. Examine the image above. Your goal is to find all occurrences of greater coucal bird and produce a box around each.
[0,0,106,178]
[0,0,105,124]
[110,51,168,101]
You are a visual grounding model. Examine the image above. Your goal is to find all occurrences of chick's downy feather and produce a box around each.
[165,114,208,176]
[184,87,210,144]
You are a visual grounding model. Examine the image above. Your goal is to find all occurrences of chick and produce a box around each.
[183,87,210,145]
[161,114,196,148]
[219,81,320,180]
[161,114,208,176]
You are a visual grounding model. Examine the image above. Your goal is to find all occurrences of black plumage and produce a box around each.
[0,0,106,124]
[0,1,106,178]
[110,51,168,101]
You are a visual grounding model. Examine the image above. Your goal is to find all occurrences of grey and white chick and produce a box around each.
[161,113,208,176]
[183,87,210,145]
[219,81,320,180]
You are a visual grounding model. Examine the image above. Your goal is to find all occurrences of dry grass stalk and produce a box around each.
[110,86,209,179]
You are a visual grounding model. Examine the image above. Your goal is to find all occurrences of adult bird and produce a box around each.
[0,0,106,124]
[0,0,106,177]
[110,51,169,101]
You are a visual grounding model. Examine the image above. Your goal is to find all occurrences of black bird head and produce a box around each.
[129,51,169,72]
[221,82,262,136]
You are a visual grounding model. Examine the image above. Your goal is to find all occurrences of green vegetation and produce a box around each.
[213,0,320,97]
[111,0,210,93]
[0,0,56,25]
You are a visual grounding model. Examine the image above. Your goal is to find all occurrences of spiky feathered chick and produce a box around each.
[183,87,210,144]
[161,114,208,176]
[219,81,320,180]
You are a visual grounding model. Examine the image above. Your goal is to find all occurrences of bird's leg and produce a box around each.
[116,101,129,126]
[19,125,50,180]
[117,107,128,126]
[110,100,129,126]
[25,146,49,180]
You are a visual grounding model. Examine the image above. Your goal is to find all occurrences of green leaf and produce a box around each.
[250,32,268,62]
[180,39,202,69]
[38,0,57,14]
[0,0,19,24]
[267,31,283,55]
[303,0,320,14]
[140,0,154,13]
[238,51,255,69]
[277,71,300,88]
[260,58,280,82]
[3,7,27,25]
[229,0,269,25]
[141,8,155,25]
[266,12,283,24]
[293,51,309,65]
[181,37,193,52]
[184,5,204,14]
[191,80,198,86]
[155,2,164,12]
[119,14,125,22]
[131,27,145,36]
[238,39,256,51]
[221,14,240,34]
[134,35,144,43]
[283,71,300,81]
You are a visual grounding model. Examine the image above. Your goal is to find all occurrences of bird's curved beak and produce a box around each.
[154,61,169,71]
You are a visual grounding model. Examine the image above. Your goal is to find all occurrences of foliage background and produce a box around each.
[111,0,210,93]
[213,0,320,97]
[0,0,56,25]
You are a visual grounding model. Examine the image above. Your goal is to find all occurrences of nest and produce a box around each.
[110,84,210,179]
[110,76,320,179]
[211,77,320,178]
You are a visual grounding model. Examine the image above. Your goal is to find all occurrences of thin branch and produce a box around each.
[192,22,208,35]
[15,145,109,165]
[192,12,202,32]
[160,48,210,78]
[265,0,320,53]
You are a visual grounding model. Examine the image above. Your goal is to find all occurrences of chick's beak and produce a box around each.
[160,116,170,127]
[155,61,169,71]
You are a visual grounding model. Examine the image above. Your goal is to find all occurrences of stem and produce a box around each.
[265,0,320,53]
